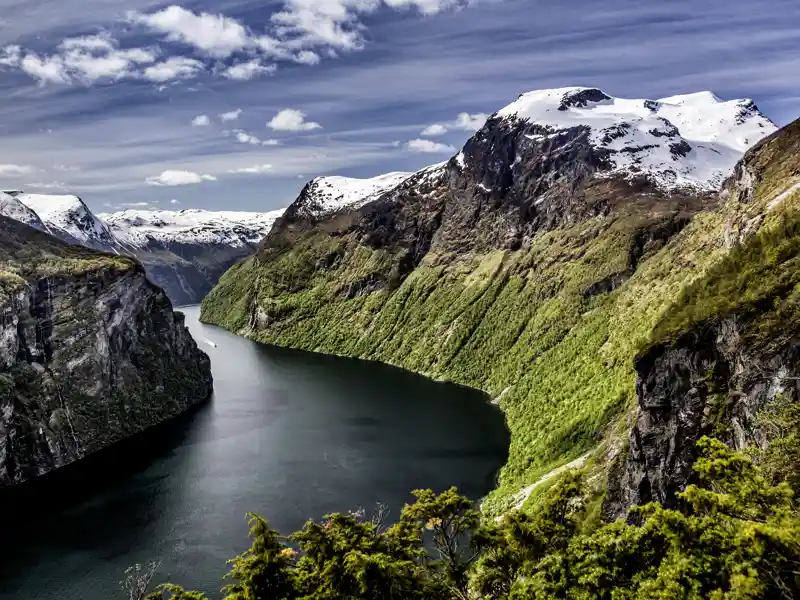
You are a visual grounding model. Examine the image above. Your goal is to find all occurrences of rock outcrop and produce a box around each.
[0,216,213,488]
[605,119,800,518]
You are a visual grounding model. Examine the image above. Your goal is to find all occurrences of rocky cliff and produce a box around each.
[202,87,790,513]
[0,216,213,488]
[605,120,800,517]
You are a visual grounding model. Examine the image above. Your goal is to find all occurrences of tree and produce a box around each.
[399,487,481,596]
[121,561,161,600]
[221,513,297,600]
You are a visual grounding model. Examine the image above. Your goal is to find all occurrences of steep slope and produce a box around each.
[13,192,121,251]
[0,192,46,231]
[101,208,285,305]
[605,119,800,518]
[0,216,213,488]
[284,172,414,220]
[201,87,780,512]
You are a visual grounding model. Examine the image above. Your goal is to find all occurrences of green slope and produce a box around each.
[202,120,800,512]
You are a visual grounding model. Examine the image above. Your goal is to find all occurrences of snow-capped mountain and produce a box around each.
[289,172,414,220]
[100,208,284,250]
[0,192,47,231]
[491,87,776,190]
[1,192,286,305]
[13,192,121,251]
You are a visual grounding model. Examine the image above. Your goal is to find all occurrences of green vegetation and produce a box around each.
[202,120,800,513]
[0,216,135,302]
[650,208,800,351]
[202,204,731,512]
[139,431,800,600]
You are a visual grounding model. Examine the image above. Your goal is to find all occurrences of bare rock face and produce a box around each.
[604,319,800,519]
[0,216,212,488]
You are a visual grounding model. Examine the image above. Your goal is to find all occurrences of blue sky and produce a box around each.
[0,0,797,213]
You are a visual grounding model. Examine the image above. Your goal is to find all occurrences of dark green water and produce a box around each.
[0,305,509,599]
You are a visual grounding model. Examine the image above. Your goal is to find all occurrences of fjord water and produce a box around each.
[0,305,508,599]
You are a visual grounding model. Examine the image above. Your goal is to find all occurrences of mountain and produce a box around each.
[284,171,414,220]
[12,192,121,251]
[492,87,773,190]
[0,192,47,231]
[0,215,212,488]
[201,86,789,515]
[100,208,285,305]
[0,193,285,306]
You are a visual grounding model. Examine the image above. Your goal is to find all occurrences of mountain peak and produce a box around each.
[291,171,415,220]
[14,192,118,250]
[0,192,47,231]
[492,87,776,190]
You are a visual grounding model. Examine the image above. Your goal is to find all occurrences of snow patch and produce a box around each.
[496,86,776,190]
[100,208,286,249]
[16,193,118,249]
[298,171,413,218]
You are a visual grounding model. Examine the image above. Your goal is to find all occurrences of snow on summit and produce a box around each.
[15,193,119,249]
[495,87,777,190]
[297,172,414,218]
[0,192,46,231]
[100,208,286,249]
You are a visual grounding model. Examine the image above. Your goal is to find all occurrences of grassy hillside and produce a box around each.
[203,121,800,512]
[0,215,135,302]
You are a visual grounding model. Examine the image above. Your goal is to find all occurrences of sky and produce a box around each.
[0,0,797,213]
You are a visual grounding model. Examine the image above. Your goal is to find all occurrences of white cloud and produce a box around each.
[53,164,80,172]
[28,181,67,190]
[170,199,180,205]
[0,45,21,67]
[7,2,475,87]
[142,57,204,82]
[223,59,276,81]
[270,0,463,51]
[0,164,36,176]
[418,112,488,137]
[268,108,321,131]
[294,50,321,65]
[59,34,116,54]
[228,164,274,174]
[146,170,217,186]
[220,108,243,122]
[192,114,211,126]
[406,138,456,153]
[14,34,159,85]
[421,123,448,136]
[383,0,464,15]
[128,6,250,58]
[19,54,70,84]
[233,131,280,146]
[121,201,153,207]
[454,112,488,131]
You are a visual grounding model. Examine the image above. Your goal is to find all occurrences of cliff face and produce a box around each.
[202,88,787,513]
[0,216,212,488]
[605,120,800,517]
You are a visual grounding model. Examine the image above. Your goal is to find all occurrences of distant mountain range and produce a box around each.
[0,171,433,305]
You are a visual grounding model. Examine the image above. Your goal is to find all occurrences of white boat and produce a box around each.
[203,339,217,348]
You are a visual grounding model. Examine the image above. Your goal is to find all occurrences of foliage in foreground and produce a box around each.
[139,429,800,600]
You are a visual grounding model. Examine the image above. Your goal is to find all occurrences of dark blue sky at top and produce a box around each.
[0,0,797,212]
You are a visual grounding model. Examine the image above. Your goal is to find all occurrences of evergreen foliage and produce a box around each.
[140,429,800,600]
